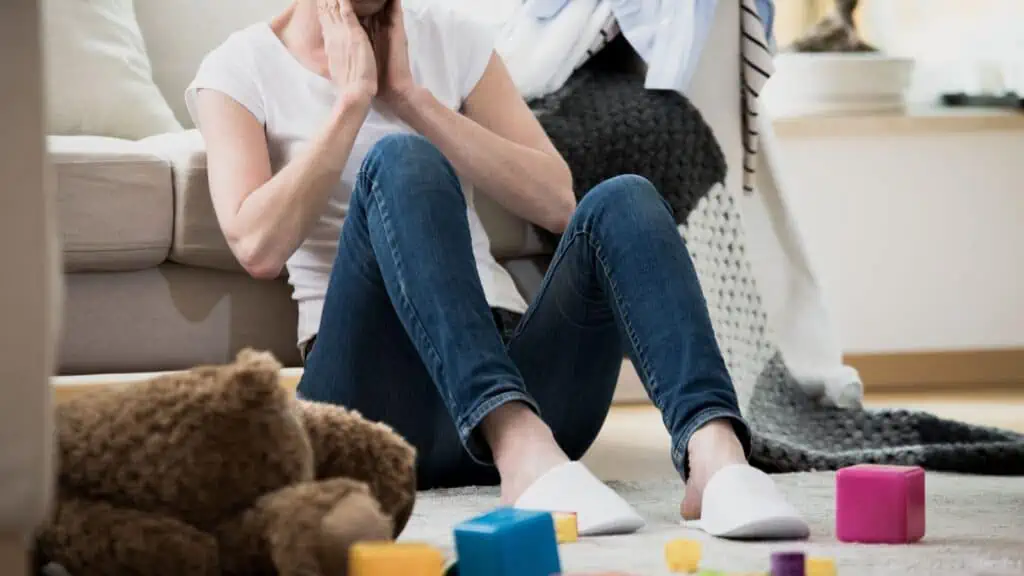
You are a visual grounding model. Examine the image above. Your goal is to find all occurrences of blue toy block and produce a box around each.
[453,508,561,576]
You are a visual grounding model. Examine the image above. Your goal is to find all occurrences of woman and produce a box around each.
[187,0,802,536]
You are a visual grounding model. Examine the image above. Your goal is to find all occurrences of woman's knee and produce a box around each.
[362,133,456,183]
[356,133,464,209]
[574,174,673,228]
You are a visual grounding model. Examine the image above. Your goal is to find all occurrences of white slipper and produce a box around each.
[514,461,646,536]
[682,464,810,540]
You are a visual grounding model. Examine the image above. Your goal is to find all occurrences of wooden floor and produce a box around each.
[583,391,1024,482]
[52,372,1023,483]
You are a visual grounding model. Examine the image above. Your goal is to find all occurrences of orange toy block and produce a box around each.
[553,512,579,543]
[664,538,701,573]
[348,542,445,576]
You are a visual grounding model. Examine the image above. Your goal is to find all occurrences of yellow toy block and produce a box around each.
[806,557,837,576]
[664,538,701,573]
[553,512,578,543]
[348,542,444,576]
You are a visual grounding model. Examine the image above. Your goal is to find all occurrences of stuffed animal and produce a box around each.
[35,349,417,576]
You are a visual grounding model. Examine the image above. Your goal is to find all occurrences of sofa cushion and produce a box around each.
[144,129,548,272]
[135,0,290,128]
[49,136,173,272]
[474,192,551,260]
[42,0,183,140]
[143,131,242,272]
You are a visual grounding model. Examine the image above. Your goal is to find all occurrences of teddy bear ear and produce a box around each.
[218,348,286,408]
[235,348,284,372]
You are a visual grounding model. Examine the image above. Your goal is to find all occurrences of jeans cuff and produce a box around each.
[456,390,542,466]
[671,407,752,481]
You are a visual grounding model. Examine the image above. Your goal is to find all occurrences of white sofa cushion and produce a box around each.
[136,0,291,127]
[42,0,183,139]
[142,131,242,272]
[138,130,549,273]
[49,136,173,272]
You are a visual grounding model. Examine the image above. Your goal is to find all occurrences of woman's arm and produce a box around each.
[196,90,370,279]
[391,53,577,233]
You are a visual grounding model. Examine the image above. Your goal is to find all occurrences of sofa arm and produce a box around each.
[1,0,57,559]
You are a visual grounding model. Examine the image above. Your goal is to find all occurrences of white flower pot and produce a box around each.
[762,52,916,116]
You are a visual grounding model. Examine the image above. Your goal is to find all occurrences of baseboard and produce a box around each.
[52,368,304,404]
[847,348,1024,395]
[52,363,652,405]
[52,349,1024,405]
[615,349,1024,402]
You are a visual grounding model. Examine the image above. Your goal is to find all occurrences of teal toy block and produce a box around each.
[453,508,561,576]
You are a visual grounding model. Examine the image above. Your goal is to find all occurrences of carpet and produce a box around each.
[402,473,1024,575]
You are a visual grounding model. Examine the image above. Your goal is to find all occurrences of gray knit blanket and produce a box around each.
[530,39,1024,476]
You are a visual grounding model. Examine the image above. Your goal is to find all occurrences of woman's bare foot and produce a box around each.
[481,402,570,505]
[679,419,747,520]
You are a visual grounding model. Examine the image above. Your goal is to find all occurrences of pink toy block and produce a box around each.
[835,464,926,544]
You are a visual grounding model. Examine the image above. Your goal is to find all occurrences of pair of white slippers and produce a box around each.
[515,461,810,539]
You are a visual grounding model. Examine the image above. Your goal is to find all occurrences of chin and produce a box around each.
[352,0,389,17]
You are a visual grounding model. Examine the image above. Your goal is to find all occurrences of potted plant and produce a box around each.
[790,0,877,53]
[763,0,915,115]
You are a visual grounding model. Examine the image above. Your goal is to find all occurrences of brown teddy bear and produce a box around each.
[35,349,418,576]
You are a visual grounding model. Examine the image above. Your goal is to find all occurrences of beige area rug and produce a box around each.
[401,472,1024,575]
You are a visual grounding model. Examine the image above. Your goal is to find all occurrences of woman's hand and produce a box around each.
[370,0,417,108]
[318,0,377,104]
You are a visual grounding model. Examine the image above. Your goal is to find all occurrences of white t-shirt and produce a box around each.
[185,4,529,347]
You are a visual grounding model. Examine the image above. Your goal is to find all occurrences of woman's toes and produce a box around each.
[680,485,702,520]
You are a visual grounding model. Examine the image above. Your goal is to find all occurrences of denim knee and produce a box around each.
[355,133,465,212]
[361,133,455,182]
[573,174,674,232]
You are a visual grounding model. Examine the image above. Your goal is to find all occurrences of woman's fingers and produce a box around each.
[318,0,342,24]
[337,0,359,25]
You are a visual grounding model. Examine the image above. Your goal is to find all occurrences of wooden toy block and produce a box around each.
[835,464,926,544]
[553,512,578,543]
[664,538,701,573]
[771,551,805,576]
[453,508,561,576]
[348,542,444,576]
[805,557,836,576]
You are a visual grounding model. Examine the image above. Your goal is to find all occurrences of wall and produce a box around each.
[771,115,1024,354]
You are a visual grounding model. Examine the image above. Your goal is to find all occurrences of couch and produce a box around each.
[2,0,59,572]
[49,0,750,396]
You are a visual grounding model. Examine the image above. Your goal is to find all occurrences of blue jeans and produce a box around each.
[297,134,750,489]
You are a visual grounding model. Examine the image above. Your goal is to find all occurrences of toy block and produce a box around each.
[348,542,444,576]
[835,464,926,544]
[664,538,701,573]
[805,557,836,576]
[771,551,805,576]
[453,508,561,576]
[553,512,578,543]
